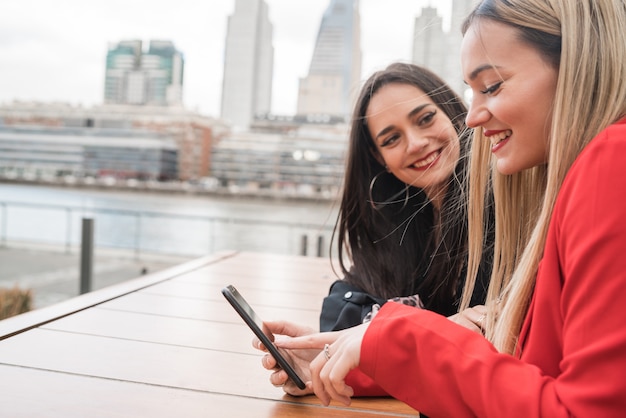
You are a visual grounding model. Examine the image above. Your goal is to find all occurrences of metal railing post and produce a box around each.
[134,213,142,260]
[80,218,94,294]
[209,219,215,254]
[317,235,324,258]
[65,208,72,254]
[300,234,308,256]
[1,202,6,248]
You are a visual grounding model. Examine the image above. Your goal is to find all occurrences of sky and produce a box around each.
[0,0,452,118]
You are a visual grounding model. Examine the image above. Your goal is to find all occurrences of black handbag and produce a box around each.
[319,280,387,331]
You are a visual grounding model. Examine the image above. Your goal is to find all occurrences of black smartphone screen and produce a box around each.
[221,285,306,390]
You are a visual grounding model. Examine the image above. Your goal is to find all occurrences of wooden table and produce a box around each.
[0,251,419,417]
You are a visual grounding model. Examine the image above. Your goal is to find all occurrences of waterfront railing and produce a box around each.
[0,201,335,259]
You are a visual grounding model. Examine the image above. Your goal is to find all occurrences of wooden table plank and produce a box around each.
[41,307,281,355]
[164,253,338,294]
[0,328,288,399]
[0,365,416,417]
[162,272,335,296]
[141,281,327,311]
[98,292,321,328]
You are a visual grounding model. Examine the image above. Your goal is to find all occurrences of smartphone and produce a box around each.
[221,285,306,390]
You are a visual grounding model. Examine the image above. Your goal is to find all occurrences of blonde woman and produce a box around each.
[272,0,626,416]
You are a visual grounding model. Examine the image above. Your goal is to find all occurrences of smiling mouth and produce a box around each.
[486,129,512,146]
[411,150,440,169]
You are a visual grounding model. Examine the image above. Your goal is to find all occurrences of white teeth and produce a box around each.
[489,130,512,145]
[412,151,439,169]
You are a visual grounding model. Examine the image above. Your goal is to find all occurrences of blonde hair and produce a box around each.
[461,0,626,354]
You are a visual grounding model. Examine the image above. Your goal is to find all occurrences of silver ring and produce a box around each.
[323,343,331,361]
[477,314,486,324]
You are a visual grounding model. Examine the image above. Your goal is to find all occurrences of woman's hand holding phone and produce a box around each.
[221,285,307,389]
[253,320,319,396]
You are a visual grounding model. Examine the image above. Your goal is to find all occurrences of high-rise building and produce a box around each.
[412,0,476,96]
[412,7,447,81]
[220,0,274,129]
[448,0,477,97]
[296,0,361,120]
[104,40,184,107]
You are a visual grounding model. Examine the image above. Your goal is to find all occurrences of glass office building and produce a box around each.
[296,0,361,119]
[104,40,184,107]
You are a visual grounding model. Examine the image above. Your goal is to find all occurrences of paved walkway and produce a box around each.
[0,244,193,311]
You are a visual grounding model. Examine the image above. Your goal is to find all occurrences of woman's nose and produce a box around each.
[465,100,490,128]
[406,131,429,152]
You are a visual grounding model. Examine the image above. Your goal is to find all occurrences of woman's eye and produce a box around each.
[480,81,503,95]
[418,111,436,126]
[381,134,400,147]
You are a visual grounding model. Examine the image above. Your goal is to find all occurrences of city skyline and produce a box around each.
[0,0,454,117]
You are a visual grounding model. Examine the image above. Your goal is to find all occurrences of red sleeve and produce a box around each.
[361,303,515,417]
[345,368,387,397]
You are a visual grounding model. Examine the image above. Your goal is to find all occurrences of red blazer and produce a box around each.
[349,119,626,417]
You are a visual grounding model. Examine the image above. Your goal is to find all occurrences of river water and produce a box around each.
[0,183,340,257]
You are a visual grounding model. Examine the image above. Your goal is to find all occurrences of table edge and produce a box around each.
[0,250,239,340]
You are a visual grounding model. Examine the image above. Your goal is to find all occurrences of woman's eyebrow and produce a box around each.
[408,103,431,118]
[373,103,431,141]
[468,64,501,81]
